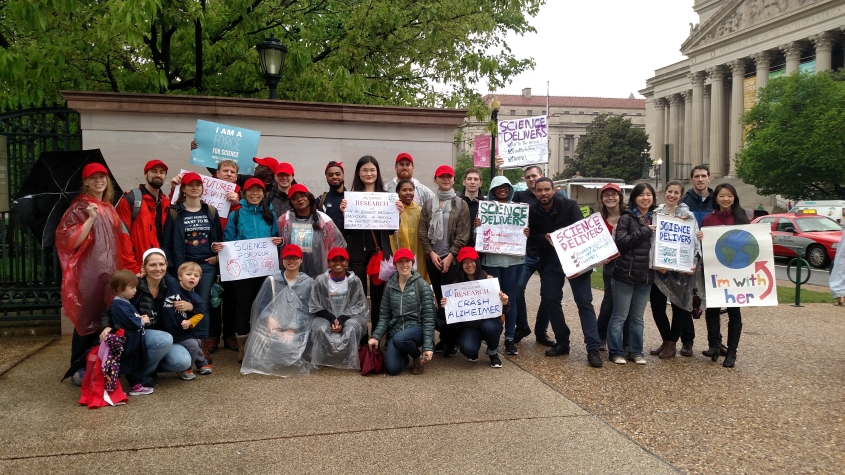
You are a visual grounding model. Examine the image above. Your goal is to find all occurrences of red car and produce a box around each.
[752,213,843,268]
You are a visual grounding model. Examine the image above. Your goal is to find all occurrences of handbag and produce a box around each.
[367,230,385,285]
[358,345,384,375]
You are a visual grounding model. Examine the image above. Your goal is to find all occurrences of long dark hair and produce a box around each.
[627,183,657,213]
[244,187,275,226]
[291,190,321,230]
[711,183,749,224]
[351,156,385,192]
[599,188,625,219]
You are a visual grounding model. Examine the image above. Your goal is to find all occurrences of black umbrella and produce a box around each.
[11,149,123,248]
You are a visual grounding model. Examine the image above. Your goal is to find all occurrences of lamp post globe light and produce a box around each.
[256,35,288,99]
[653,158,663,192]
[489,97,501,180]
[641,148,650,179]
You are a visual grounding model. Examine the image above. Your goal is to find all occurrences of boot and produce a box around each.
[658,341,677,359]
[649,341,667,356]
[722,351,737,368]
[236,334,248,364]
[223,335,239,352]
[207,337,219,354]
[679,342,694,357]
[200,339,213,364]
[701,345,720,362]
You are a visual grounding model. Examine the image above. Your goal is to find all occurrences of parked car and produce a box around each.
[752,213,842,268]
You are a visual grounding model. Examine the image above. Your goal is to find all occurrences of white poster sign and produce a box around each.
[173,169,238,217]
[497,115,549,168]
[475,201,528,256]
[652,214,696,272]
[703,224,777,307]
[218,238,279,282]
[343,191,399,230]
[551,213,619,278]
[442,278,503,325]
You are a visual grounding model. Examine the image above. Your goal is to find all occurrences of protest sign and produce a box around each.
[702,224,777,307]
[475,201,528,256]
[173,169,238,217]
[218,238,279,282]
[551,213,619,278]
[497,115,549,168]
[190,120,260,174]
[652,214,696,272]
[473,135,491,167]
[343,191,400,230]
[442,278,503,325]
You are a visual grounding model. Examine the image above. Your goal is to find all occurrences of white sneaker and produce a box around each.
[634,356,647,365]
[612,356,626,364]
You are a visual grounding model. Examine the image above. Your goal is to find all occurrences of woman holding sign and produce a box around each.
[595,183,628,352]
[277,184,346,279]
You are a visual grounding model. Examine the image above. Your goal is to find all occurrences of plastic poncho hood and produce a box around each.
[308,271,369,370]
[277,210,346,278]
[487,176,515,202]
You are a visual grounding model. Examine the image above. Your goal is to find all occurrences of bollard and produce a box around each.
[786,245,811,307]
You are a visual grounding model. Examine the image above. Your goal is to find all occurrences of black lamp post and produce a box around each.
[256,35,287,99]
[489,97,501,180]
[653,158,663,192]
[641,148,650,179]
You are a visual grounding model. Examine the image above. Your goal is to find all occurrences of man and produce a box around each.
[384,152,435,208]
[266,162,297,216]
[681,164,713,227]
[315,161,346,231]
[116,159,171,265]
[527,177,603,368]
[253,156,279,187]
[459,167,485,248]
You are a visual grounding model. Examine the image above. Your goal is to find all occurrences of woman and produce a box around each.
[241,244,314,377]
[699,183,749,368]
[649,181,700,359]
[391,178,429,283]
[56,163,138,372]
[443,247,509,368]
[595,183,627,352]
[830,233,845,305]
[369,248,435,375]
[277,183,346,278]
[608,183,656,365]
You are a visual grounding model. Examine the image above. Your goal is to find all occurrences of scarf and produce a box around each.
[632,208,653,226]
[428,189,457,244]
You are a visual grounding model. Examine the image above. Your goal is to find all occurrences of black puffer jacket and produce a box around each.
[611,209,654,285]
[131,277,168,329]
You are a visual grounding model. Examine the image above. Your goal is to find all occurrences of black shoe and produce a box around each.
[701,346,720,362]
[489,354,503,368]
[679,342,694,357]
[434,341,445,353]
[545,343,570,357]
[505,340,518,355]
[513,327,531,344]
[587,350,603,368]
[535,333,555,347]
[719,343,728,356]
[722,352,737,368]
[444,345,459,357]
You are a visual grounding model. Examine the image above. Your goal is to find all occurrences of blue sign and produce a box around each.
[190,120,260,174]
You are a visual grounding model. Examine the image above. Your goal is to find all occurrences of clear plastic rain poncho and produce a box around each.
[277,210,347,279]
[307,271,369,370]
[240,272,315,378]
[653,203,701,311]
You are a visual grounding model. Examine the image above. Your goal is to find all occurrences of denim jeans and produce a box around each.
[597,268,630,347]
[190,261,218,339]
[608,279,651,359]
[137,329,191,383]
[483,264,522,340]
[537,259,601,351]
[384,326,424,375]
[515,255,549,335]
[458,318,504,358]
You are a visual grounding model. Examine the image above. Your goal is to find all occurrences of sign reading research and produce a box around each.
[173,169,238,218]
[474,201,528,256]
[702,224,777,307]
[190,120,261,174]
[551,213,619,278]
[497,115,549,168]
[218,238,279,282]
[652,214,696,273]
[343,191,400,230]
[442,278,503,325]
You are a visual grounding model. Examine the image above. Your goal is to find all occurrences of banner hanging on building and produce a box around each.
[551,213,619,278]
[651,214,696,272]
[190,120,261,174]
[442,278,503,325]
[702,224,777,307]
[172,169,238,217]
[473,135,492,167]
[343,191,400,230]
[218,238,279,282]
[497,115,549,168]
[474,201,528,256]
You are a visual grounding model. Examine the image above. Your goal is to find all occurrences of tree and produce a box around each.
[736,70,845,200]
[0,0,542,109]
[454,152,523,193]
[562,114,650,182]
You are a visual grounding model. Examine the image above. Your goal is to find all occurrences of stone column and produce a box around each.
[689,71,706,167]
[682,90,693,172]
[703,85,711,165]
[652,99,666,165]
[728,58,747,176]
[668,95,680,167]
[752,51,771,93]
[708,66,727,177]
[811,32,834,72]
[781,41,802,75]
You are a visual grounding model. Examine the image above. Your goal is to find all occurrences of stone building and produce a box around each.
[640,0,845,184]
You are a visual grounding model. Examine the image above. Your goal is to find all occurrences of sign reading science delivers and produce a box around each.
[497,115,549,168]
[442,278,503,325]
[474,201,528,256]
[703,224,777,307]
[343,191,400,230]
[551,213,619,278]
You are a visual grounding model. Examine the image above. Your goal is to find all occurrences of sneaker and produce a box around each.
[444,345,459,358]
[505,340,518,355]
[633,356,647,365]
[128,384,154,396]
[489,354,503,368]
[198,365,213,375]
[433,341,445,353]
[612,356,627,364]
[599,339,607,351]
[178,370,196,381]
[587,350,603,368]
[71,369,85,387]
[466,353,478,362]
[512,327,531,344]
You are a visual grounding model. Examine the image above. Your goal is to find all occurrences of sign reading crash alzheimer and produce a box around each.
[173,170,238,217]
[343,191,400,230]
[497,115,549,168]
[551,213,619,278]
[474,201,528,256]
[190,120,260,174]
[218,238,279,282]
[442,278,503,324]
[703,224,777,307]
[652,214,695,272]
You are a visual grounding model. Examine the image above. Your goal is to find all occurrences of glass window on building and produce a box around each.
[564,138,570,150]
[527,110,533,115]
[564,111,570,115]
[510,110,516,116]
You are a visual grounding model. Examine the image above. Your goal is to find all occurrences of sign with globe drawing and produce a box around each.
[702,224,778,307]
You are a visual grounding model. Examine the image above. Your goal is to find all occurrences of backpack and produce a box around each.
[122,188,144,224]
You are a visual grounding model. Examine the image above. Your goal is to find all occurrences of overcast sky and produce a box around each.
[480,0,700,99]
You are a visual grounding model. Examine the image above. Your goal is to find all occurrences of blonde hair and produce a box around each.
[177,261,202,277]
[81,178,114,204]
[217,160,239,173]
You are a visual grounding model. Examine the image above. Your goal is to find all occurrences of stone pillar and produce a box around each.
[703,85,711,165]
[728,59,748,176]
[781,41,803,75]
[752,51,771,93]
[811,32,834,72]
[708,66,727,177]
[652,99,666,165]
[689,71,706,167]
[668,95,680,167]
[682,90,693,173]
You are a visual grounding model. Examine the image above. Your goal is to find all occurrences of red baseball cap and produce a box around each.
[457,247,479,263]
[396,152,413,164]
[327,247,349,262]
[82,163,109,179]
[243,178,265,191]
[434,165,455,178]
[325,162,344,172]
[287,183,309,197]
[393,248,415,263]
[274,162,295,176]
[253,156,279,170]
[600,183,622,194]
[281,244,302,259]
[143,159,168,173]
[181,172,203,185]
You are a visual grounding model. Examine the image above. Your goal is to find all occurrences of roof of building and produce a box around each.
[486,94,645,110]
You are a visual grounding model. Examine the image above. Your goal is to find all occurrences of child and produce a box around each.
[108,269,153,396]
[160,261,211,380]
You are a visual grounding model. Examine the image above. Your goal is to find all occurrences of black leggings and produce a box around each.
[649,284,695,344]
[234,277,266,335]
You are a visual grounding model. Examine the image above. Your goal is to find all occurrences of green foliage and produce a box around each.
[736,71,845,200]
[562,114,650,182]
[454,152,523,193]
[0,0,543,108]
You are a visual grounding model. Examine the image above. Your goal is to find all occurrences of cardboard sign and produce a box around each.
[473,135,491,167]
[551,213,619,278]
[652,214,696,272]
[190,120,260,174]
[218,238,279,282]
[173,169,238,217]
[703,224,777,307]
[343,191,400,230]
[475,201,528,256]
[442,278,503,324]
[497,115,549,168]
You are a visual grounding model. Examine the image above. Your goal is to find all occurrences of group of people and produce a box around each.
[58,149,749,400]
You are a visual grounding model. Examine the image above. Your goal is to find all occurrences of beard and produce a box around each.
[147,178,164,189]
[328,179,343,191]
[254,167,273,182]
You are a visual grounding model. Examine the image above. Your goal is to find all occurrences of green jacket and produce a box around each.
[372,271,436,351]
